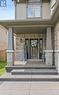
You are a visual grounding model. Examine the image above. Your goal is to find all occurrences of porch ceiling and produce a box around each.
[14,26,46,33]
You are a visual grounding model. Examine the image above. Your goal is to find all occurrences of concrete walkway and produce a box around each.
[0,81,59,95]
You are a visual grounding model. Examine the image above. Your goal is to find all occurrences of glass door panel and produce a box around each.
[39,38,43,59]
[30,39,38,59]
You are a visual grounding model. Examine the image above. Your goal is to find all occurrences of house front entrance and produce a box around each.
[25,38,43,60]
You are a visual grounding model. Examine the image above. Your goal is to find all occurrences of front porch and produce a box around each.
[6,60,56,74]
[7,25,54,68]
[0,20,57,73]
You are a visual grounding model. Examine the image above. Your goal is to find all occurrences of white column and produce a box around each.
[55,25,59,73]
[57,31,59,73]
[7,28,14,66]
[45,27,53,65]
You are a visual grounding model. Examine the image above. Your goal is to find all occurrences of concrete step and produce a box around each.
[11,69,57,75]
[0,73,59,81]
[6,65,56,72]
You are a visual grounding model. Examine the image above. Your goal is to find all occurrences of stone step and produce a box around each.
[11,69,57,75]
[6,65,56,72]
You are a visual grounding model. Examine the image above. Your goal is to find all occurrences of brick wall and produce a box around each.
[0,25,7,61]
[0,50,7,61]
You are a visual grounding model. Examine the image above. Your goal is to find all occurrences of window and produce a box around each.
[31,40,38,47]
[27,0,41,18]
[0,0,6,7]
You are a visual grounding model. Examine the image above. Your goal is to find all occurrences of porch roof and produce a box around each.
[0,19,53,28]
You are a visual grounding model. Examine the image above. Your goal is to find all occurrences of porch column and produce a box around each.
[57,31,59,73]
[45,27,53,65]
[54,22,59,73]
[7,28,14,66]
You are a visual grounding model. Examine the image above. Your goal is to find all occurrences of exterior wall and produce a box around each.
[54,22,59,72]
[15,33,46,61]
[15,2,51,20]
[0,50,7,61]
[42,3,50,19]
[15,34,25,61]
[0,25,7,61]
[15,3,26,20]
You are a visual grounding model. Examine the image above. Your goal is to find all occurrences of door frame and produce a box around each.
[39,38,43,60]
[25,38,43,60]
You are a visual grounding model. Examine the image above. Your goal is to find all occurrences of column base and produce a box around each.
[55,50,59,73]
[45,50,53,66]
[7,50,14,66]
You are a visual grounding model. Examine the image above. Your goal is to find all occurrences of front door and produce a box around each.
[25,38,43,60]
[30,39,38,59]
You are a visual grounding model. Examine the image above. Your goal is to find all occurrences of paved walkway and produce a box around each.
[0,81,59,95]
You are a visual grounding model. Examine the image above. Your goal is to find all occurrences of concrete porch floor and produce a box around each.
[14,60,54,67]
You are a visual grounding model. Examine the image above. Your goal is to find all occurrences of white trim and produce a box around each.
[54,50,59,53]
[6,50,14,53]
[44,50,59,53]
[44,50,53,53]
